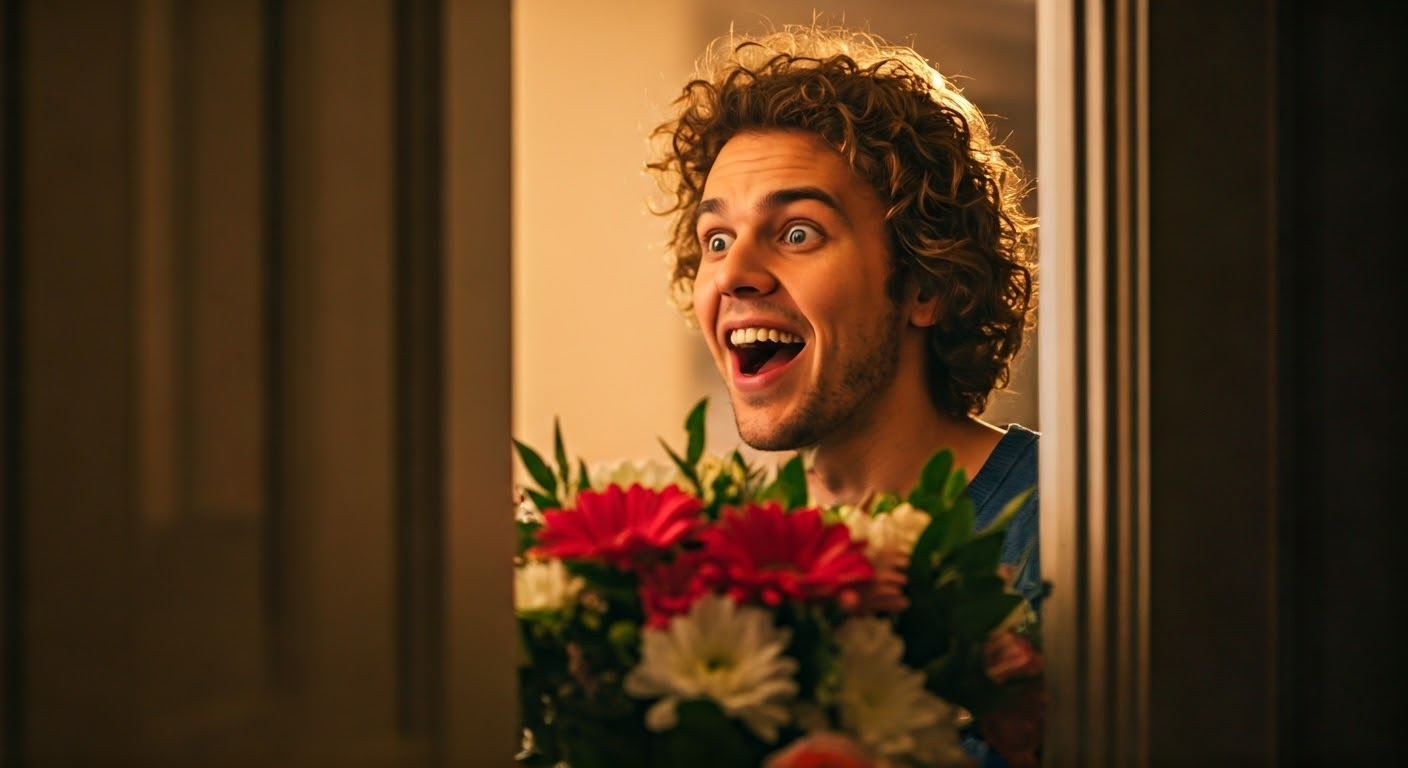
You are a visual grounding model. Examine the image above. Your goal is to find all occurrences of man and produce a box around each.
[647,26,1040,605]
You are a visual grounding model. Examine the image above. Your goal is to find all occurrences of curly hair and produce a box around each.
[648,26,1036,418]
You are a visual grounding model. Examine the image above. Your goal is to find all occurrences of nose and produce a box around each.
[711,235,778,297]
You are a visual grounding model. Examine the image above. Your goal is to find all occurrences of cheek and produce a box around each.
[692,277,716,332]
[796,278,854,325]
[802,278,890,345]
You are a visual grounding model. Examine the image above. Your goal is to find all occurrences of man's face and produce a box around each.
[692,129,913,451]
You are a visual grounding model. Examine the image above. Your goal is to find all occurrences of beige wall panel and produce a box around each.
[512,0,699,466]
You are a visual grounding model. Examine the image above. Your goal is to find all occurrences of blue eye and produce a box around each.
[784,224,821,246]
[706,233,735,253]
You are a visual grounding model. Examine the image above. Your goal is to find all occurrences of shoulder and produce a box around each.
[968,424,1039,528]
[968,425,1042,602]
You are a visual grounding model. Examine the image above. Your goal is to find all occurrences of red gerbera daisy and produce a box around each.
[698,502,874,608]
[637,550,712,628]
[532,484,702,570]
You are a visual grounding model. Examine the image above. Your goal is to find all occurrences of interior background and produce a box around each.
[512,0,1039,465]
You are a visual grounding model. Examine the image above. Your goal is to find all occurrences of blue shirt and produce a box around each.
[960,424,1041,768]
[966,424,1041,606]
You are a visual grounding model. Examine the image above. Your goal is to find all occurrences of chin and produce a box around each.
[737,429,794,452]
[732,404,820,452]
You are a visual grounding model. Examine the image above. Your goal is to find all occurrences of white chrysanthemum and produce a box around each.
[624,593,799,743]
[839,502,932,559]
[588,458,683,492]
[834,617,959,760]
[514,559,584,614]
[515,493,543,522]
[696,453,749,503]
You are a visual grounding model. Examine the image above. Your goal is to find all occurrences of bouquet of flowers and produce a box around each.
[513,401,1043,768]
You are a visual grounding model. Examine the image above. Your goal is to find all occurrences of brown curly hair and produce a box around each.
[649,26,1036,418]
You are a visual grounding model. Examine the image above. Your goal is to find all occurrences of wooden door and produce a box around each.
[0,1,513,765]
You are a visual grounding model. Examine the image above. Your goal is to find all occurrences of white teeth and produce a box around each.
[728,327,803,346]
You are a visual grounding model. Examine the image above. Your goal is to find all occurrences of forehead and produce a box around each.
[701,130,870,205]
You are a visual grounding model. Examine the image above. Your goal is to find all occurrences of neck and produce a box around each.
[804,340,1005,506]
[807,406,986,507]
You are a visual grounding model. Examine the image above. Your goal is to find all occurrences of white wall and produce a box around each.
[512,0,707,466]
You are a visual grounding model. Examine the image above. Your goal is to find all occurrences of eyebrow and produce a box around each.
[695,186,850,229]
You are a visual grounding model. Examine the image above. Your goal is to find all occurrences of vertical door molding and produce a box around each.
[12,0,144,760]
[1,0,22,755]
[1038,0,1151,764]
[1041,0,1284,765]
[443,0,515,763]
[1036,0,1084,761]
[393,0,447,745]
[274,0,405,756]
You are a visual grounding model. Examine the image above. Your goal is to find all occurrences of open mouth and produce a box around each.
[728,327,806,377]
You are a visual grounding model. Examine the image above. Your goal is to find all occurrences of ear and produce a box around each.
[907,284,942,328]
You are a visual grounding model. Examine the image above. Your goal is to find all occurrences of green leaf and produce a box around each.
[518,619,536,668]
[908,488,943,519]
[731,450,749,471]
[908,513,946,587]
[954,589,1024,640]
[872,492,901,515]
[659,699,769,768]
[564,560,638,602]
[942,466,969,506]
[734,451,766,500]
[659,438,700,493]
[710,471,733,504]
[906,452,952,518]
[517,519,542,555]
[909,494,973,579]
[577,458,593,492]
[978,485,1035,536]
[898,579,956,666]
[940,497,977,556]
[525,488,560,514]
[922,649,959,685]
[950,529,1005,574]
[514,439,558,494]
[607,620,641,665]
[553,418,571,489]
[916,449,954,499]
[607,620,639,648]
[684,398,708,466]
[773,454,808,510]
